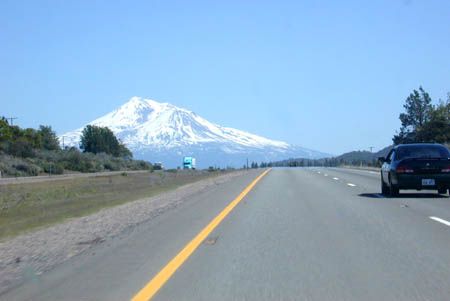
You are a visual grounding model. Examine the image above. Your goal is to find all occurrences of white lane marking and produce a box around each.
[324,174,328,176]
[369,171,378,174]
[430,217,450,227]
[347,183,356,187]
[333,177,339,180]
[318,172,321,174]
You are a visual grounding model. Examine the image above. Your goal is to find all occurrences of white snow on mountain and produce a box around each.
[62,97,329,167]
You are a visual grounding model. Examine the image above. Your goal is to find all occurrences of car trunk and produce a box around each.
[398,158,450,174]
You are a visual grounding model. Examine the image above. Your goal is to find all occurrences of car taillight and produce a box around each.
[396,166,414,173]
[442,166,450,173]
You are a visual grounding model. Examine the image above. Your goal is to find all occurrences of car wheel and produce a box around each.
[438,188,447,195]
[389,176,399,197]
[381,176,389,195]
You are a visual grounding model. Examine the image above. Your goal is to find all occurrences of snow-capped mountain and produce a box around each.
[62,97,329,167]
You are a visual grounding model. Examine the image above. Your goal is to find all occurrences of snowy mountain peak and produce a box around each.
[62,97,328,167]
[124,96,169,112]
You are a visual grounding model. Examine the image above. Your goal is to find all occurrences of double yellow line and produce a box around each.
[132,169,271,301]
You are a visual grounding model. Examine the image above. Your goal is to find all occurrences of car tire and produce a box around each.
[389,176,399,197]
[438,188,447,195]
[381,176,389,195]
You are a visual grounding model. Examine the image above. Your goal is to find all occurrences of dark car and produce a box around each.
[379,143,450,196]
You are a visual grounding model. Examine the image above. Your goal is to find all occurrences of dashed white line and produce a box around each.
[324,174,328,177]
[333,177,339,180]
[347,183,356,187]
[430,216,450,227]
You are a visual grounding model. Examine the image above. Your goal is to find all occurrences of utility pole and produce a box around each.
[5,117,18,126]
[61,136,65,149]
[368,146,375,167]
[246,158,249,170]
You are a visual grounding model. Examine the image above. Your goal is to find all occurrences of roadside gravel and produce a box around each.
[0,170,249,294]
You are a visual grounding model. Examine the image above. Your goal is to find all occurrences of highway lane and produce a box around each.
[3,168,450,300]
[154,168,450,301]
[318,167,450,223]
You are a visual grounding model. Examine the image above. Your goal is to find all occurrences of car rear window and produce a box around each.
[396,145,450,160]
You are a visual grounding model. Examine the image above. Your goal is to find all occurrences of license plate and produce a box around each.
[422,179,435,186]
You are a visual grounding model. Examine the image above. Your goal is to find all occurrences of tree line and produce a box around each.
[0,119,60,157]
[0,120,150,176]
[0,119,132,158]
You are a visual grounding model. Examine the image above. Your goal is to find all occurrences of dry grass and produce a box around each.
[0,170,221,240]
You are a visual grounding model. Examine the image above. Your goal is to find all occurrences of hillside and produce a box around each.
[334,145,393,165]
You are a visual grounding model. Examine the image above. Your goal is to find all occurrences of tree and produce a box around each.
[22,128,42,149]
[416,97,450,143]
[38,125,60,151]
[393,87,433,144]
[80,125,132,158]
[0,117,12,151]
[0,118,34,156]
[118,143,133,159]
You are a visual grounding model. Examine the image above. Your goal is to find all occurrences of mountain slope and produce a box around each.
[62,97,329,167]
[335,145,393,163]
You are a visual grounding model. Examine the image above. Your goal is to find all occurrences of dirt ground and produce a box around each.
[0,170,221,239]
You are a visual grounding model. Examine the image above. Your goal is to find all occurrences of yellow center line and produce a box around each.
[131,168,271,301]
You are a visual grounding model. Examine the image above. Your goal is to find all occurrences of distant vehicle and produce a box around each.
[153,162,164,170]
[379,143,450,196]
[183,157,196,169]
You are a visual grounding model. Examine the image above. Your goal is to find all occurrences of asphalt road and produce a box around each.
[3,168,450,301]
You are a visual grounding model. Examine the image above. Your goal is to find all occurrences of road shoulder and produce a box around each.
[0,170,253,296]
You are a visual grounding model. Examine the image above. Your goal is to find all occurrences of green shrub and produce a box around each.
[103,161,120,171]
[8,138,35,158]
[0,146,152,177]
[12,162,40,176]
[42,162,64,175]
[53,163,65,174]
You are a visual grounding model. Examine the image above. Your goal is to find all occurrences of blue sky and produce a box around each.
[1,0,449,155]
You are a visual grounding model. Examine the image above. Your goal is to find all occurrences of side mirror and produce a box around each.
[378,156,386,163]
